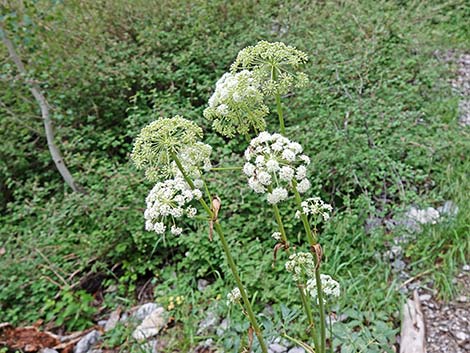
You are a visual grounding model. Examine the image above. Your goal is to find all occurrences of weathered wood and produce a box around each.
[0,23,83,193]
[400,290,426,353]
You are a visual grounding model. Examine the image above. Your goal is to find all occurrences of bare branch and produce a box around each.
[0,23,83,193]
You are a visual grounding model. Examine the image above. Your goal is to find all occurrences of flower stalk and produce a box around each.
[171,153,268,353]
[292,181,327,353]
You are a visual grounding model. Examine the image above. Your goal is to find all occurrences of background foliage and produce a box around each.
[1,1,469,351]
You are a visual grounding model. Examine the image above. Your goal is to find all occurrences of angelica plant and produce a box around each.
[132,40,340,353]
[131,115,269,353]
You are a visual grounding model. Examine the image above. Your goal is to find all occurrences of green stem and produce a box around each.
[272,203,289,248]
[298,283,321,353]
[171,153,268,353]
[211,166,243,171]
[271,67,286,135]
[292,180,327,353]
[275,93,286,135]
[270,192,320,351]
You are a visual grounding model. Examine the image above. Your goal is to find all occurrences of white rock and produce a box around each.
[197,310,219,335]
[74,330,101,353]
[132,306,166,341]
[269,343,288,353]
[105,308,121,332]
[419,294,432,301]
[132,303,160,321]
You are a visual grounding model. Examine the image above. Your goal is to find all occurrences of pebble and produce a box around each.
[419,294,432,301]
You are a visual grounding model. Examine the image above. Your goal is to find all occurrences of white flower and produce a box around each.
[248,177,266,193]
[170,225,183,235]
[154,222,166,234]
[299,197,333,222]
[306,274,340,304]
[285,252,316,282]
[272,232,282,241]
[216,104,229,115]
[282,149,296,162]
[243,163,256,176]
[267,187,288,204]
[255,155,265,166]
[296,165,307,180]
[144,177,201,236]
[243,132,312,205]
[258,171,272,185]
[279,166,294,182]
[296,179,311,193]
[288,142,303,154]
[299,155,310,165]
[227,287,242,305]
[186,207,197,218]
[204,71,268,137]
[266,159,280,172]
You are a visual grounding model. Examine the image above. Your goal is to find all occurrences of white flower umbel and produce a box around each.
[295,197,333,222]
[285,252,316,282]
[306,274,340,304]
[244,132,311,204]
[144,177,201,235]
[227,287,242,305]
[204,70,269,137]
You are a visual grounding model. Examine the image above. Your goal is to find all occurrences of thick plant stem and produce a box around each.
[272,203,289,248]
[271,67,286,135]
[211,166,243,171]
[292,182,327,353]
[213,223,268,353]
[172,153,268,353]
[298,283,321,353]
[275,93,286,135]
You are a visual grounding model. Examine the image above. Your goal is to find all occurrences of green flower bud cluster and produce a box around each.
[131,115,206,181]
[203,70,269,137]
[205,41,309,137]
[231,40,309,95]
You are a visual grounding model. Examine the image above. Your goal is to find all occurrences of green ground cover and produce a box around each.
[1,1,469,351]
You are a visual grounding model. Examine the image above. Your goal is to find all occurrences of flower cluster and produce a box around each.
[204,71,269,137]
[295,197,333,221]
[144,177,201,235]
[244,132,311,204]
[171,142,212,179]
[231,41,309,95]
[285,252,316,282]
[272,232,282,241]
[306,274,340,304]
[227,287,242,305]
[131,116,203,181]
